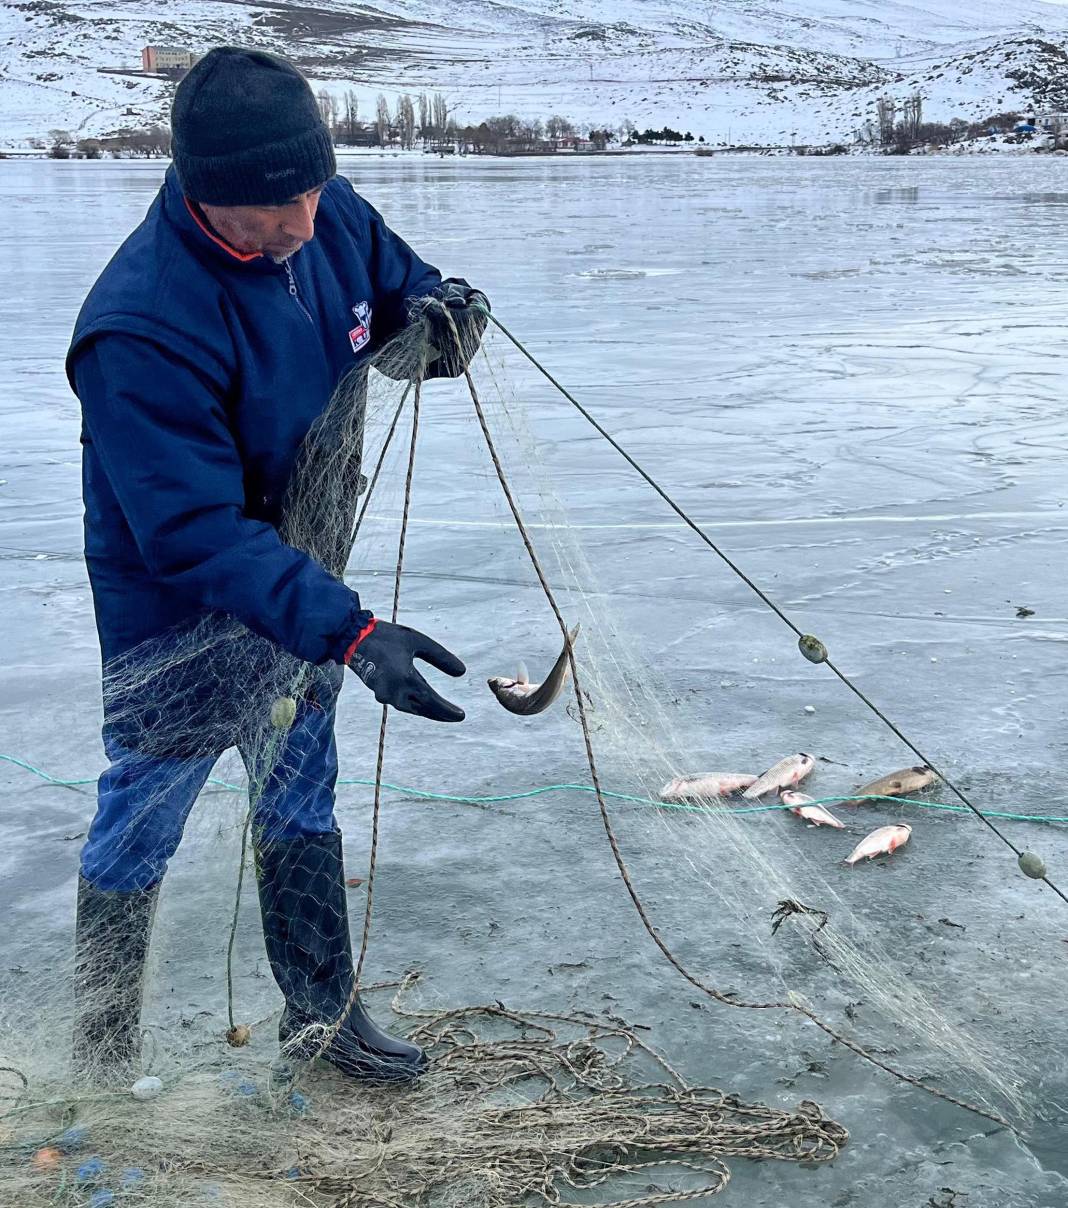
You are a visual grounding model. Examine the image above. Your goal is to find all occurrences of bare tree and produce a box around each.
[431,93,448,140]
[480,114,522,153]
[876,95,897,147]
[545,115,574,142]
[397,94,416,150]
[375,94,391,146]
[102,124,172,157]
[316,89,338,137]
[343,90,359,145]
[888,92,924,153]
[417,92,430,145]
[854,118,877,145]
[901,91,922,143]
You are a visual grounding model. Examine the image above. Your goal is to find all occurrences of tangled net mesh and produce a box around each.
[0,313,1057,1206]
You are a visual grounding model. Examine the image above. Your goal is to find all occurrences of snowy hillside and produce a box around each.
[3,0,1068,145]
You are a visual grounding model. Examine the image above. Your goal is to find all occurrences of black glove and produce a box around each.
[345,619,466,722]
[407,279,490,378]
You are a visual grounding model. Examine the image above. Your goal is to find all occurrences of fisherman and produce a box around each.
[65,47,488,1083]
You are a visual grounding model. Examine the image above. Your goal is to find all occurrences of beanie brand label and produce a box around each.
[349,301,372,353]
[264,167,298,180]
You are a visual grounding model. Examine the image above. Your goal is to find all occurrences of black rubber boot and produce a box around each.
[256,831,427,1083]
[72,876,159,1082]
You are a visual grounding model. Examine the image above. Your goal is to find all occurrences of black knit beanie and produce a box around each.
[171,47,336,205]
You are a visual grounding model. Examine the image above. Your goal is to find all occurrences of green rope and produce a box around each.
[3,753,1066,825]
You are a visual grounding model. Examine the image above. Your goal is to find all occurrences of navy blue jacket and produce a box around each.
[67,167,442,669]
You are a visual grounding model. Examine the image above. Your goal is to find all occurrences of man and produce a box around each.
[66,46,488,1084]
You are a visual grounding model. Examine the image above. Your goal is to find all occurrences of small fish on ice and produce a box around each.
[845,824,912,866]
[743,753,815,799]
[846,766,935,806]
[780,790,844,829]
[659,773,757,801]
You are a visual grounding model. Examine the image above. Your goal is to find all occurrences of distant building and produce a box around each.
[142,46,198,73]
[554,135,606,153]
[502,134,552,154]
[1037,113,1068,150]
[1038,112,1068,134]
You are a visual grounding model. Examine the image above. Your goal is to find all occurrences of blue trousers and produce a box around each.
[81,698,340,893]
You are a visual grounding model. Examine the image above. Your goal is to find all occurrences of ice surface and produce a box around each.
[1,155,1067,1204]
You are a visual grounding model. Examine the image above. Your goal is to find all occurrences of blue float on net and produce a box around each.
[120,1167,146,1187]
[288,1090,309,1116]
[89,1190,115,1208]
[57,1125,87,1152]
[76,1156,106,1184]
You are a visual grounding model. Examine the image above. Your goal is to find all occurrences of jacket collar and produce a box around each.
[163,166,280,275]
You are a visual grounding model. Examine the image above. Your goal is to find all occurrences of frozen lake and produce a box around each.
[1,154,1067,1205]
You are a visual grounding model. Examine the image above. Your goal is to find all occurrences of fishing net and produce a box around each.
[0,309,1062,1206]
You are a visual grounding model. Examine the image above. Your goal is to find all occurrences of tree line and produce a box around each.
[857,95,1029,153]
[631,127,701,145]
[314,91,699,153]
[316,90,463,149]
[42,126,171,158]
[38,96,705,161]
[314,89,606,152]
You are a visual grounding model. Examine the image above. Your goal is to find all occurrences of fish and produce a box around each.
[742,753,815,799]
[780,790,845,829]
[659,773,758,802]
[845,765,936,806]
[487,625,580,716]
[845,824,912,866]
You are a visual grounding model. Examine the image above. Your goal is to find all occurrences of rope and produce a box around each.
[225,812,251,1033]
[298,975,848,1208]
[465,368,1012,1132]
[485,311,1067,908]
[4,754,1066,824]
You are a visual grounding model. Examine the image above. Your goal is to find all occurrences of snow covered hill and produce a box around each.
[3,0,1068,146]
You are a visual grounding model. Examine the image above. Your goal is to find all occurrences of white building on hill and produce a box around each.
[142,47,198,73]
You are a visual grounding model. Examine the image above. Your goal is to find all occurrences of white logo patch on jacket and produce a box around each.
[349,301,372,353]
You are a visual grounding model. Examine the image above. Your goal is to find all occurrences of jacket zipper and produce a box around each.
[283,258,314,325]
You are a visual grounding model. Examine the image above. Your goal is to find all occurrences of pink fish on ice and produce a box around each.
[743,753,815,799]
[659,773,757,802]
[845,824,912,866]
[780,791,844,829]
